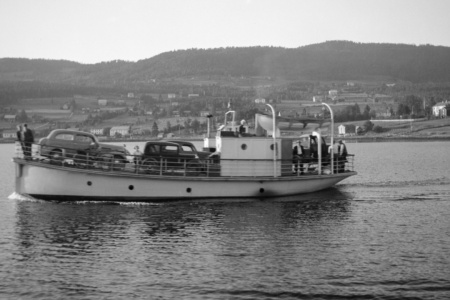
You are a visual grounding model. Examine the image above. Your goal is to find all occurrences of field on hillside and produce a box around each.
[276,116,450,140]
[337,118,450,138]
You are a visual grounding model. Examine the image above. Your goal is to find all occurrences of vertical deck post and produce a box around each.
[266,104,277,178]
[322,103,334,174]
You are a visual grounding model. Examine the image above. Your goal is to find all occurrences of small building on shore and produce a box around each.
[90,128,110,136]
[432,101,449,118]
[2,129,16,139]
[338,124,361,136]
[110,126,131,137]
[3,115,17,122]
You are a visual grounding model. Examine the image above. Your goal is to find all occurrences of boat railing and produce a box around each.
[14,142,355,178]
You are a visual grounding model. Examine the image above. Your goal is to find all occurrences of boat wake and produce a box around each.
[340,177,450,188]
[337,178,450,202]
[8,192,43,202]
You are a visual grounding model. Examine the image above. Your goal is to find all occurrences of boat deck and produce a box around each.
[15,142,355,179]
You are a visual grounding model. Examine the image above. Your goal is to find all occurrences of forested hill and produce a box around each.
[2,41,450,84]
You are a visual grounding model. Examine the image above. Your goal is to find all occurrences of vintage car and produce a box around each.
[37,129,129,170]
[166,140,212,160]
[139,141,205,175]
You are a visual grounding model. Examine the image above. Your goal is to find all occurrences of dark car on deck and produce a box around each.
[167,140,212,160]
[139,141,205,175]
[37,129,129,170]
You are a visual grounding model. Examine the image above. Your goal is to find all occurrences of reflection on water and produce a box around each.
[13,189,352,250]
[5,195,356,299]
[5,193,449,299]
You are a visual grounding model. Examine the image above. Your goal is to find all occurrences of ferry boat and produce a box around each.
[12,105,356,201]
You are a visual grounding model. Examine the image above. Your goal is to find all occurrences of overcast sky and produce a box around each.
[1,0,449,64]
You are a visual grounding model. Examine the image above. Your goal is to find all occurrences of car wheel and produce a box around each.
[141,158,159,174]
[49,149,63,165]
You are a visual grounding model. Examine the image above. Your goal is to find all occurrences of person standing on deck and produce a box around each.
[16,124,24,156]
[22,124,34,160]
[293,141,305,174]
[238,119,246,136]
[338,140,348,173]
[329,140,340,173]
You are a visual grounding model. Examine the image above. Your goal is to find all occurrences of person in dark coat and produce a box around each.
[338,140,348,173]
[292,142,305,174]
[238,119,247,136]
[16,124,25,155]
[22,124,34,159]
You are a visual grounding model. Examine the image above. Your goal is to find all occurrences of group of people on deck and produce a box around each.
[292,138,348,175]
[329,140,348,173]
[16,124,34,159]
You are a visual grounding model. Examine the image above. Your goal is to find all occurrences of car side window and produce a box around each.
[75,135,94,143]
[162,145,178,154]
[180,145,194,152]
[145,145,160,154]
[55,134,74,141]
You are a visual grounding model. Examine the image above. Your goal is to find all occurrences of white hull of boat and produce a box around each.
[14,160,356,201]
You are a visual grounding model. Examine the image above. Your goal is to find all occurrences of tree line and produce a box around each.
[3,41,450,85]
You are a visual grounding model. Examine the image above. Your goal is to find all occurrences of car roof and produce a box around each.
[49,129,90,135]
[167,140,195,146]
[144,141,181,146]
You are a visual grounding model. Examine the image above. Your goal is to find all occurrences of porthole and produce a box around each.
[186,188,192,193]
[270,144,274,150]
[241,144,247,150]
[129,185,134,190]
[259,188,265,193]
[87,181,92,186]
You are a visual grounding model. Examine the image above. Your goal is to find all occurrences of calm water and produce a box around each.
[1,142,449,299]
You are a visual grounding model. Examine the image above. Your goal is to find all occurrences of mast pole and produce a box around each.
[266,104,277,177]
[322,103,334,174]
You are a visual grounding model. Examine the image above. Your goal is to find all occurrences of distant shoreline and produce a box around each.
[339,135,450,143]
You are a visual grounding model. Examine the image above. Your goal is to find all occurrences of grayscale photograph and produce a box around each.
[0,0,449,299]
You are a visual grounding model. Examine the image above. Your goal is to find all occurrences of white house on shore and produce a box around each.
[90,128,108,136]
[2,129,16,138]
[110,126,131,137]
[432,101,449,118]
[338,124,360,136]
[3,115,17,122]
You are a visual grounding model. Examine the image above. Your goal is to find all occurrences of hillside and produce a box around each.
[2,41,450,85]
